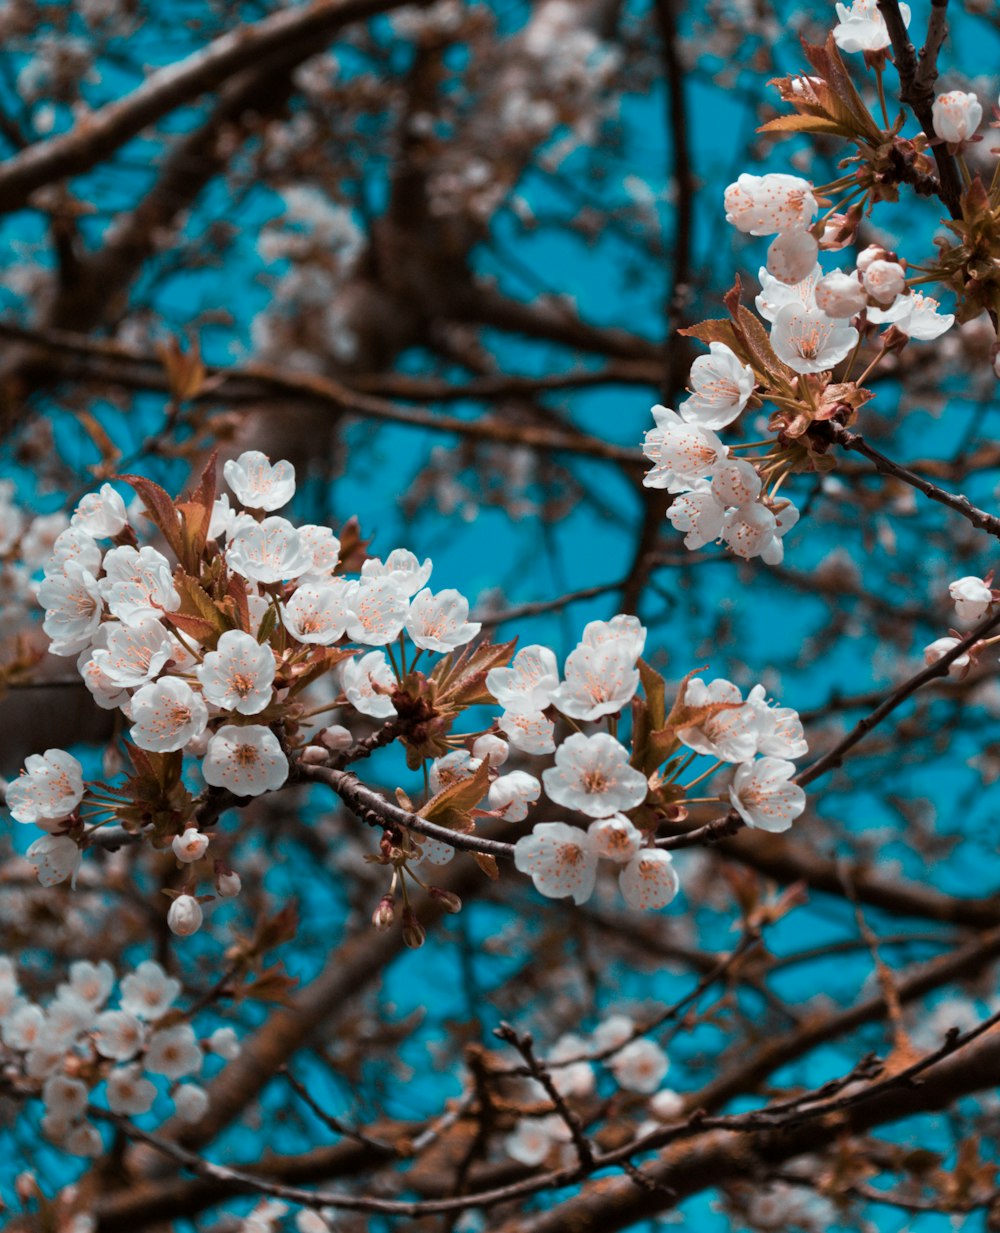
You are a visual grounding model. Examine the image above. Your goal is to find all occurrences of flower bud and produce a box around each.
[862,259,905,305]
[472,733,509,767]
[428,886,463,914]
[215,865,242,898]
[319,725,353,752]
[168,894,203,937]
[172,827,209,864]
[401,907,426,949]
[372,894,395,931]
[855,244,888,273]
[932,90,983,144]
[299,745,329,766]
[815,271,867,319]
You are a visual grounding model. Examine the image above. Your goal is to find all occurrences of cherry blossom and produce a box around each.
[542,733,648,818]
[815,270,867,319]
[723,173,817,236]
[297,524,341,578]
[197,630,275,715]
[168,894,204,937]
[729,757,806,832]
[6,749,85,825]
[202,724,288,795]
[223,450,296,511]
[749,688,809,759]
[144,1022,203,1078]
[106,1066,157,1115]
[283,580,352,645]
[119,960,180,1020]
[487,645,559,712]
[498,708,556,754]
[867,291,954,340]
[343,576,409,645]
[361,548,432,596]
[90,613,175,688]
[47,525,102,577]
[581,614,646,660]
[550,639,640,721]
[505,1116,569,1166]
[620,849,680,910]
[722,498,799,564]
[679,342,754,429]
[37,561,104,656]
[71,483,128,538]
[766,229,819,287]
[100,544,180,621]
[677,678,759,763]
[405,587,481,651]
[833,0,908,53]
[712,458,762,509]
[755,263,821,323]
[932,90,982,145]
[950,576,992,623]
[642,406,728,491]
[587,813,642,863]
[226,516,313,582]
[174,1083,210,1123]
[26,835,81,887]
[340,650,397,718]
[488,771,541,821]
[666,482,726,550]
[923,636,971,677]
[130,677,209,752]
[548,1034,596,1097]
[207,1026,241,1059]
[862,259,905,305]
[609,1038,669,1093]
[769,303,858,374]
[513,821,598,903]
[94,1010,145,1061]
[472,733,509,766]
[78,630,130,710]
[172,827,210,863]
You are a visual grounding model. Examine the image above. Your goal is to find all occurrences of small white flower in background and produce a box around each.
[340,650,397,718]
[666,482,726,551]
[66,960,114,1010]
[216,868,242,898]
[862,259,906,305]
[514,822,598,904]
[488,771,541,821]
[71,484,127,539]
[923,635,971,676]
[548,1033,595,1097]
[642,406,728,491]
[405,587,481,652]
[130,678,209,752]
[592,1014,635,1051]
[202,724,288,796]
[172,828,209,864]
[932,90,983,145]
[472,733,509,767]
[723,173,817,236]
[207,1026,241,1059]
[119,960,180,1021]
[361,547,433,596]
[173,1083,210,1124]
[765,229,819,287]
[43,1075,88,1122]
[769,303,858,374]
[549,639,640,721]
[6,749,85,825]
[283,581,352,645]
[498,708,556,754]
[64,1124,102,1157]
[949,576,992,623]
[649,1088,685,1119]
[588,814,642,863]
[167,895,204,938]
[619,849,680,910]
[145,1022,202,1078]
[609,1038,669,1093]
[90,613,175,689]
[542,732,648,818]
[197,630,276,715]
[867,291,955,340]
[833,0,908,53]
[106,1065,156,1116]
[505,1115,571,1166]
[94,1009,145,1060]
[37,562,104,656]
[722,499,799,565]
[815,270,867,319]
[729,758,806,832]
[755,263,821,323]
[26,834,81,887]
[343,576,409,645]
[3,1004,44,1051]
[679,342,754,429]
[487,645,559,712]
[227,516,313,583]
[223,451,296,511]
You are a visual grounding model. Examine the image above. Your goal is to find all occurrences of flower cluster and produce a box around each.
[923,573,999,677]
[0,956,239,1156]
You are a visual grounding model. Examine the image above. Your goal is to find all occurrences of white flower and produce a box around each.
[119,960,180,1021]
[867,291,954,340]
[106,1065,157,1116]
[197,630,275,715]
[749,688,809,759]
[833,0,909,53]
[90,613,175,688]
[723,173,817,235]
[144,1023,202,1078]
[755,263,821,323]
[487,645,559,712]
[78,629,130,711]
[722,499,799,565]
[923,635,970,676]
[505,1116,571,1166]
[472,733,509,767]
[172,828,210,863]
[26,834,81,887]
[498,709,556,754]
[343,576,409,645]
[208,493,237,541]
[361,548,432,596]
[38,562,103,655]
[542,733,648,818]
[6,749,84,825]
[202,724,288,796]
[223,451,296,511]
[770,303,858,374]
[588,814,642,863]
[815,271,867,319]
[405,587,481,652]
[66,960,114,1010]
[666,482,726,551]
[429,750,482,793]
[100,545,180,621]
[609,1038,669,1093]
[677,678,759,763]
[340,650,397,718]
[297,524,341,579]
[174,1083,210,1123]
[766,229,819,287]
[550,640,640,721]
[619,849,680,910]
[168,894,204,937]
[950,576,992,623]
[46,526,102,577]
[130,677,209,752]
[592,1014,634,1051]
[488,771,541,821]
[216,868,242,898]
[43,1074,88,1122]
[862,259,906,306]
[514,822,598,904]
[3,1004,45,1050]
[679,343,754,429]
[72,484,128,538]
[94,1009,145,1060]
[282,581,352,645]
[581,614,646,661]
[729,758,806,832]
[227,516,313,583]
[549,1034,595,1097]
[932,90,982,145]
[649,1088,685,1119]
[207,1026,241,1059]
[64,1124,102,1157]
[643,406,728,491]
[712,459,762,509]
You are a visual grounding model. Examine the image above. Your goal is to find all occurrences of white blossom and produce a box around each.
[833,0,909,53]
[542,733,648,818]
[755,263,821,323]
[581,614,646,661]
[94,1010,145,1061]
[923,636,970,676]
[174,1083,210,1123]
[6,749,84,825]
[71,484,128,538]
[722,499,799,565]
[549,639,640,721]
[498,709,556,754]
[472,733,509,767]
[340,651,397,718]
[723,173,817,235]
[950,576,992,623]
[361,548,432,596]
[197,630,276,715]
[100,545,180,621]
[609,1038,669,1093]
[26,834,81,887]
[119,960,180,1021]
[207,1026,241,1059]
[588,814,642,863]
[227,516,313,583]
[130,677,209,752]
[488,771,541,821]
[867,291,954,340]
[513,822,598,904]
[770,303,858,374]
[815,270,867,319]
[172,828,210,863]
[667,482,727,551]
[202,724,288,796]
[932,90,982,145]
[729,757,806,832]
[37,562,103,655]
[862,259,905,306]
[168,894,204,937]
[106,1065,156,1115]
[619,849,680,910]
[487,645,559,712]
[766,229,819,287]
[679,343,754,429]
[677,678,759,763]
[297,524,341,579]
[343,576,409,645]
[144,1023,202,1078]
[643,405,728,491]
[405,587,481,652]
[90,613,175,688]
[223,451,296,511]
[283,581,352,645]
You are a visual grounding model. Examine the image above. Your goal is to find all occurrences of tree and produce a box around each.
[2,0,1000,1230]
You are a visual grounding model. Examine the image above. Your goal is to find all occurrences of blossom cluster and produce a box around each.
[0,956,239,1155]
[923,573,999,676]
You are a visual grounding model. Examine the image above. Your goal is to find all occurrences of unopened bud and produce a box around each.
[214,862,242,898]
[856,243,889,273]
[401,907,426,949]
[320,725,353,752]
[372,894,395,931]
[428,886,463,914]
[299,745,329,766]
[168,894,203,938]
